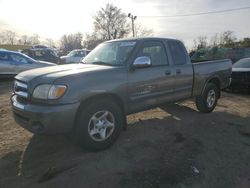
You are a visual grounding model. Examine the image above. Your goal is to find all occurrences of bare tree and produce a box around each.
[219,30,237,48]
[83,33,105,50]
[30,34,40,45]
[0,32,5,44]
[93,4,130,40]
[2,30,17,45]
[45,38,56,47]
[134,23,154,37]
[60,32,83,53]
[193,36,208,50]
[210,33,220,47]
[19,35,31,45]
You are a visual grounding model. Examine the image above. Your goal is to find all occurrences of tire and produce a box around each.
[195,83,219,113]
[75,99,123,151]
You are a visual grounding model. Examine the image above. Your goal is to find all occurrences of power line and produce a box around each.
[139,6,250,18]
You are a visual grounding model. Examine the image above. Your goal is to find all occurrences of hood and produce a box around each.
[232,67,250,72]
[15,64,114,83]
[37,60,56,66]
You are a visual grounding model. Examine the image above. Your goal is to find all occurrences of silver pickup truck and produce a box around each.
[11,37,232,150]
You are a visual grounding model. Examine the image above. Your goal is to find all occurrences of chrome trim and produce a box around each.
[14,80,28,98]
[15,91,28,98]
[12,95,25,110]
[15,81,28,89]
[133,56,151,68]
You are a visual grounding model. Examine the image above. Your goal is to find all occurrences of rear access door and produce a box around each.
[166,40,193,100]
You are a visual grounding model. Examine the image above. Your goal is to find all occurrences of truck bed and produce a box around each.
[192,59,232,97]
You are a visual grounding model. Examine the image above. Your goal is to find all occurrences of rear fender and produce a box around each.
[201,76,221,98]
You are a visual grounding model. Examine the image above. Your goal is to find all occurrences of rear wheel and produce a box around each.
[196,83,219,113]
[75,99,123,151]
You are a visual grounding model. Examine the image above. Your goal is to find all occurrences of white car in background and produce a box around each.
[60,49,91,64]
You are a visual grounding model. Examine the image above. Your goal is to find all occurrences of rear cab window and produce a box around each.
[168,40,188,65]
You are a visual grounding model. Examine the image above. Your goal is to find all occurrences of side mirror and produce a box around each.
[133,56,151,68]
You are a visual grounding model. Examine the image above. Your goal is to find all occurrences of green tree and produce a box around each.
[238,37,250,48]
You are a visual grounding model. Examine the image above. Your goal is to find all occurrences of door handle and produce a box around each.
[176,69,181,74]
[165,70,171,75]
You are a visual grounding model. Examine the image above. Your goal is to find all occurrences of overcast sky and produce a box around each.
[0,0,249,49]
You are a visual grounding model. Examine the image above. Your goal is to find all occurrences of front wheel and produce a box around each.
[75,99,124,151]
[195,83,219,113]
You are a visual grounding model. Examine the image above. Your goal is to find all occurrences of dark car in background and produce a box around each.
[22,47,60,64]
[230,58,250,90]
[0,50,55,77]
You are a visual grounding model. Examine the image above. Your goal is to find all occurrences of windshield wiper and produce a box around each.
[90,61,113,66]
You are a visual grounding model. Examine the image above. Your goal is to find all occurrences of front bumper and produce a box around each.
[229,80,250,89]
[11,95,80,134]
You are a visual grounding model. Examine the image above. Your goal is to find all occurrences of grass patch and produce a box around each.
[0,44,31,51]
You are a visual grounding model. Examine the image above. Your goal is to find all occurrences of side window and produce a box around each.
[77,51,84,57]
[10,54,29,64]
[34,50,45,58]
[168,41,187,65]
[137,41,168,66]
[0,52,9,63]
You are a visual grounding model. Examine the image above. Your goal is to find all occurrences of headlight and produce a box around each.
[33,84,67,99]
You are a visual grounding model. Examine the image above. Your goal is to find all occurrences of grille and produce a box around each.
[231,72,248,81]
[247,72,250,82]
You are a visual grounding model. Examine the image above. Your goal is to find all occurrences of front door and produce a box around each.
[0,52,16,75]
[9,53,32,74]
[128,40,175,112]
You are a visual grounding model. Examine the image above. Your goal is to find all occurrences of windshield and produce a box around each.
[20,52,36,63]
[233,58,250,68]
[67,50,77,57]
[82,41,136,66]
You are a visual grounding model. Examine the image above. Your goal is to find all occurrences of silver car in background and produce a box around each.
[59,49,91,64]
[0,50,56,77]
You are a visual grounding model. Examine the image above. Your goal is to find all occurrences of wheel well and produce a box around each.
[208,77,221,97]
[73,93,125,129]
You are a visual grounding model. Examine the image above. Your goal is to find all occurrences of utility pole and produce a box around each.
[128,13,137,37]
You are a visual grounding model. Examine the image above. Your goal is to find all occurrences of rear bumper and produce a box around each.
[11,95,80,134]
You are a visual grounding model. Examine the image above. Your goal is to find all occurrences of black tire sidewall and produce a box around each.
[75,99,123,150]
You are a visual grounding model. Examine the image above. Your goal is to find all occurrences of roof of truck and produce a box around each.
[108,37,181,42]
